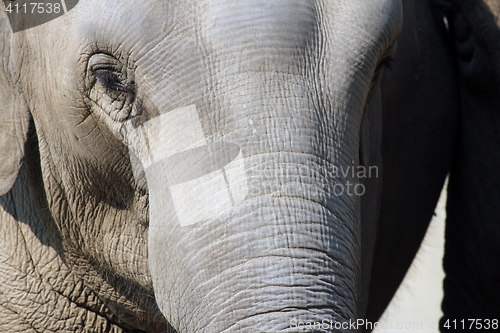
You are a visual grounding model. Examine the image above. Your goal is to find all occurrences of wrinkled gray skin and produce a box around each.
[435,0,500,328]
[0,0,458,332]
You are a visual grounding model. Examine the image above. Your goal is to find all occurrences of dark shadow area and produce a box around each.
[439,0,500,329]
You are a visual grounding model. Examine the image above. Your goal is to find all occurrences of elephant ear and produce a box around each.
[0,10,30,196]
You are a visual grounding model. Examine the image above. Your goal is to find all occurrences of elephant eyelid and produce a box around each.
[91,64,118,73]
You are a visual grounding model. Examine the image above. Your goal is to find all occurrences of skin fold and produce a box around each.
[0,0,465,332]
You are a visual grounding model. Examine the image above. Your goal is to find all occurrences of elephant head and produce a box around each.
[0,0,402,331]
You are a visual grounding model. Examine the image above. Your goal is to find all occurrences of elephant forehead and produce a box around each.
[196,0,401,61]
[73,0,401,67]
[123,1,402,123]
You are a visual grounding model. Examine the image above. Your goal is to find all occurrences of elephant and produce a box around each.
[434,0,500,328]
[0,0,458,332]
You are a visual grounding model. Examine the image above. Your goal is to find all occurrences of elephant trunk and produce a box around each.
[142,112,363,332]
[148,189,360,332]
[132,2,372,331]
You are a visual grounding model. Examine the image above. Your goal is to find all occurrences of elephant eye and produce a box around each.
[88,53,135,94]
[93,67,128,92]
[373,56,394,80]
[372,42,397,83]
[366,42,397,106]
[86,53,136,122]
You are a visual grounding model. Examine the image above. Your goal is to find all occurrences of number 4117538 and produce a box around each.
[5,2,62,14]
[443,319,498,330]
